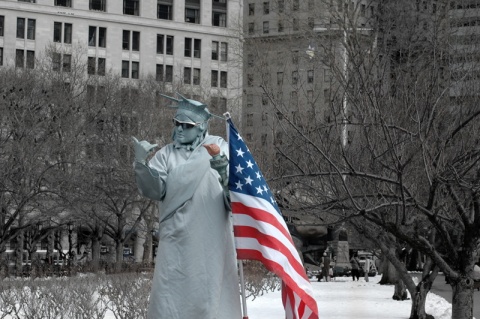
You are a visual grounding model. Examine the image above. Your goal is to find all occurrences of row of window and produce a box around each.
[2,17,229,62]
[248,0,304,16]
[245,69,331,87]
[7,49,229,86]
[248,1,372,18]
[16,0,228,27]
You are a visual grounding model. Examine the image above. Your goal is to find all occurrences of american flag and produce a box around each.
[227,119,319,319]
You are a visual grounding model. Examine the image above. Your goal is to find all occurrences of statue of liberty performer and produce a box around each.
[132,93,241,319]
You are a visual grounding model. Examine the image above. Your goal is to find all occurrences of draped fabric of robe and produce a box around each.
[134,134,241,319]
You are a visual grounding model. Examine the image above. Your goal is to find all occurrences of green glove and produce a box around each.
[132,137,158,164]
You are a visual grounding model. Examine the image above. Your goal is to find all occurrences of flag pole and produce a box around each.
[224,112,249,319]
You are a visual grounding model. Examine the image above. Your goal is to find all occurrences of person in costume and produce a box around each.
[132,93,241,319]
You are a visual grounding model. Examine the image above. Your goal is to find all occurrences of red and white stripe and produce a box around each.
[231,191,319,319]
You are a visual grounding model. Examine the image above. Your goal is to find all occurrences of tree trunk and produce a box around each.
[379,257,397,285]
[115,241,124,272]
[409,279,434,319]
[393,279,408,300]
[451,276,474,319]
[91,237,101,272]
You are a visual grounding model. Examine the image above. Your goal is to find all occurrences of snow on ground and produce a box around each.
[245,275,455,319]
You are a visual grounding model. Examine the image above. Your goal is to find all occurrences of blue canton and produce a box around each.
[227,119,281,215]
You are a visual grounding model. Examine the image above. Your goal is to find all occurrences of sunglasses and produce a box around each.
[173,119,198,129]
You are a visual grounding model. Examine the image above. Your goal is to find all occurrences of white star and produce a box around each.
[236,133,243,141]
[236,148,245,157]
[270,197,276,204]
[263,185,268,192]
[235,164,244,174]
[256,186,264,195]
[245,176,253,185]
[246,160,254,169]
[256,171,261,179]
[235,181,244,190]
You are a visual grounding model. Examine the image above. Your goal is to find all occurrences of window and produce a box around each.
[17,18,36,40]
[212,41,227,61]
[184,38,201,58]
[54,22,72,44]
[308,0,314,10]
[124,0,139,15]
[293,18,299,31]
[278,20,284,32]
[52,52,61,71]
[248,3,255,15]
[27,19,35,40]
[88,57,96,75]
[220,71,227,88]
[166,35,174,55]
[262,93,268,105]
[157,34,164,54]
[211,70,218,87]
[308,17,314,29]
[247,54,254,67]
[165,65,173,82]
[307,70,314,83]
[220,42,228,61]
[292,71,298,85]
[193,68,200,85]
[122,60,129,78]
[158,0,173,20]
[15,50,35,69]
[52,53,72,72]
[277,72,283,85]
[156,64,164,81]
[185,0,201,23]
[263,21,269,34]
[132,31,140,51]
[55,0,71,7]
[292,0,299,11]
[98,58,106,75]
[278,0,284,12]
[89,26,106,47]
[16,18,25,39]
[131,61,139,79]
[88,57,106,76]
[90,0,106,11]
[185,8,200,23]
[212,41,219,60]
[15,50,24,68]
[212,12,227,27]
[248,23,255,34]
[62,54,71,72]
[156,64,173,82]
[212,0,227,27]
[0,16,4,37]
[157,34,173,54]
[122,30,140,51]
[0,48,3,66]
[184,67,192,84]
[19,0,37,2]
[263,2,270,14]
[247,74,253,87]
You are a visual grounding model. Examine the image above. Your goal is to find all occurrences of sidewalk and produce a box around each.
[246,275,454,319]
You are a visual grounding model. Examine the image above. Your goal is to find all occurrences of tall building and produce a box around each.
[241,0,377,158]
[0,0,244,129]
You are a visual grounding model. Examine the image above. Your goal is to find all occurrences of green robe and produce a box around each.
[134,134,241,319]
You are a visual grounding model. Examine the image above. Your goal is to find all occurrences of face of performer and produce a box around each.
[173,120,203,145]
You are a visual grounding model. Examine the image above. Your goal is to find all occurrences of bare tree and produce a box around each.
[243,1,479,318]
